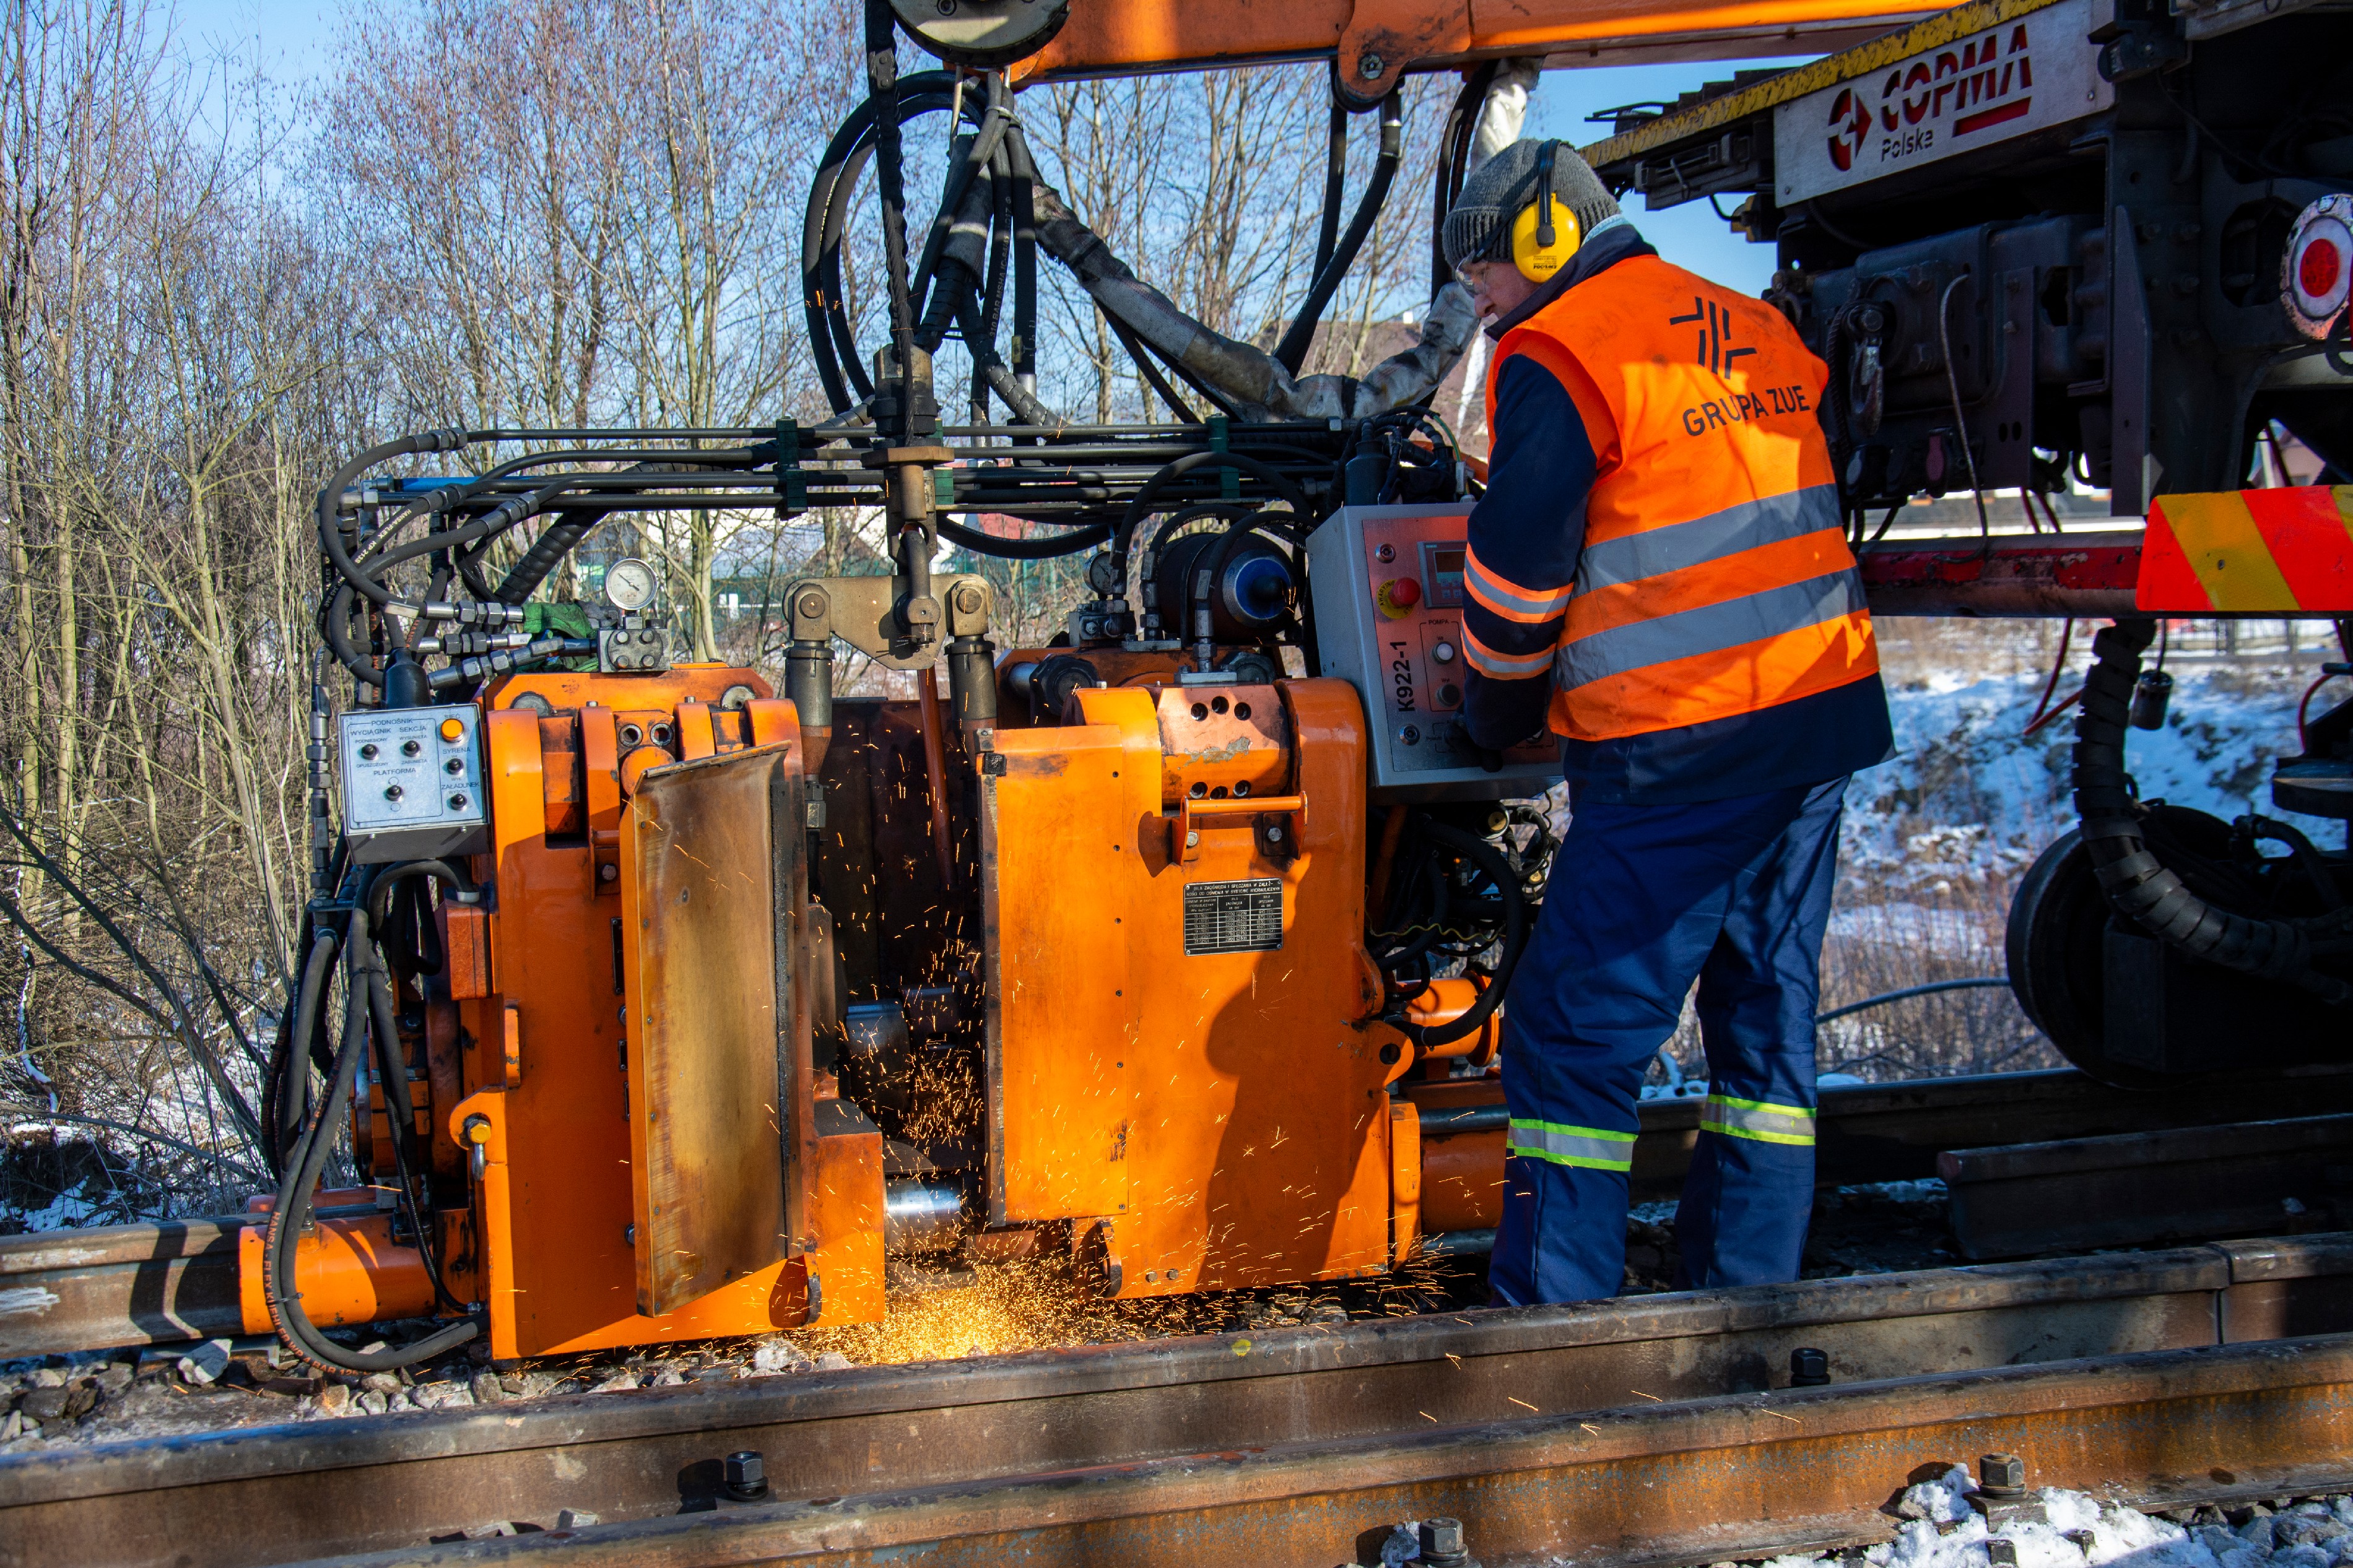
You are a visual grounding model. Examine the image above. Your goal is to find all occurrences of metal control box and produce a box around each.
[337,704,490,864]
[1308,505,1558,802]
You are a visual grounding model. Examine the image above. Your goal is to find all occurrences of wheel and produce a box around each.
[2005,809,2240,1090]
[2004,828,2172,1089]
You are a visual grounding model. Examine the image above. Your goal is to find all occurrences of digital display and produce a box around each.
[1422,544,1466,608]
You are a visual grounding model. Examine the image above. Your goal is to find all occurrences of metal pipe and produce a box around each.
[1422,1228,1497,1257]
[917,662,956,889]
[885,1177,968,1255]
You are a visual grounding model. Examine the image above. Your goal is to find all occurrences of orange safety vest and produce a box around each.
[1479,254,1877,743]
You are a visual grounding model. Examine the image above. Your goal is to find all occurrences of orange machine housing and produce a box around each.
[250,656,1514,1360]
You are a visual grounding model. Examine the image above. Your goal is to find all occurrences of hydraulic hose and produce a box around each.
[1390,820,1529,1049]
[1111,449,1313,590]
[2073,619,2352,1006]
[267,928,341,1175]
[866,0,920,440]
[1430,64,1498,299]
[266,890,479,1373]
[1272,88,1403,376]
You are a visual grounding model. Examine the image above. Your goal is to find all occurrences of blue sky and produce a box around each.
[167,0,1789,298]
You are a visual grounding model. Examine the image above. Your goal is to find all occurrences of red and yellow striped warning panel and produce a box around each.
[2138,486,2353,613]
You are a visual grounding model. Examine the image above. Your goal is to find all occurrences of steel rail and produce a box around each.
[303,1333,2353,1568]
[2,1234,2349,1567]
[14,1064,2353,1361]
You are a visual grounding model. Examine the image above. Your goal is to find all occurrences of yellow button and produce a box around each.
[438,717,464,743]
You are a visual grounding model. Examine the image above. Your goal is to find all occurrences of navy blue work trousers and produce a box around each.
[1489,776,1848,1306]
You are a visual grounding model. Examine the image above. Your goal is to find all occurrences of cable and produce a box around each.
[2021,619,2077,735]
[1816,976,2011,1024]
[1937,273,1992,566]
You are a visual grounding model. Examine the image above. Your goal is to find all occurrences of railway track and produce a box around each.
[3,1231,2350,1566]
[13,1063,2353,1361]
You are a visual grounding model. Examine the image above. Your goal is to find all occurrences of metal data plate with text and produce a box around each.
[1183,879,1284,956]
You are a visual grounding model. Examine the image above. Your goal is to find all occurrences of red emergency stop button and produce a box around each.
[1376,576,1422,618]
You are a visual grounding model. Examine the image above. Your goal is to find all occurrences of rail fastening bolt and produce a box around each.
[724,1449,768,1500]
[1790,1347,1830,1387]
[1979,1453,2027,1496]
[1420,1517,1472,1567]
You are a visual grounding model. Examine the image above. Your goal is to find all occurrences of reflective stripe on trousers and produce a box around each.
[1698,1094,1816,1146]
[1507,1119,1637,1171]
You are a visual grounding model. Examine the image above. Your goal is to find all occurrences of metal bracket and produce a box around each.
[783,573,996,671]
[1336,1,1473,110]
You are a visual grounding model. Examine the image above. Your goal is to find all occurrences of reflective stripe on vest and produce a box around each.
[1486,255,1878,742]
[1698,1094,1817,1146]
[1506,1119,1637,1171]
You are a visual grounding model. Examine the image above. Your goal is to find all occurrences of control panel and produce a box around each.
[338,704,490,864]
[1307,505,1558,802]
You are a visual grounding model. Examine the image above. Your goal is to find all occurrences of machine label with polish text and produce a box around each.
[1183,878,1284,956]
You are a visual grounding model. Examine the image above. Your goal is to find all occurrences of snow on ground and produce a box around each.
[1736,1466,2353,1568]
[1842,654,2327,887]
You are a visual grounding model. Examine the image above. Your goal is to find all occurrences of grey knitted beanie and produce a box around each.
[1442,138,1621,273]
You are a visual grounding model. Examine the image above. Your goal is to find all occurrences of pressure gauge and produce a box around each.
[604,557,658,612]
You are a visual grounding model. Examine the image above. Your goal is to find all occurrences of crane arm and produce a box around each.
[1011,0,1943,102]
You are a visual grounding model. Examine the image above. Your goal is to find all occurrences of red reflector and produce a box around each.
[2301,236,2344,301]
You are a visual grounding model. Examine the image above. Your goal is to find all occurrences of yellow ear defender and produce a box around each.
[1511,141,1583,282]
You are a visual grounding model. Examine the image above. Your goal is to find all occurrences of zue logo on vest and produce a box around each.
[1669,297,1756,377]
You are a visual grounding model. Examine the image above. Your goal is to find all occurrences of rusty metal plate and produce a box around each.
[621,742,809,1317]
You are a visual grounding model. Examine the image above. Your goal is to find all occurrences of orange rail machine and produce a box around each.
[254,0,2353,1371]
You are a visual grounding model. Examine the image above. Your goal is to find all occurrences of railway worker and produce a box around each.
[1444,137,1892,1304]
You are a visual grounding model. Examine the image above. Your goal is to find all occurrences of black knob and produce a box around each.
[723,1450,767,1501]
[358,743,378,761]
[401,739,422,757]
[383,785,403,802]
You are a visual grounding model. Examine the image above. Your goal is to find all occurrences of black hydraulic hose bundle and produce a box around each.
[1379,818,1533,1050]
[1272,87,1403,376]
[267,862,482,1372]
[2074,619,2352,1006]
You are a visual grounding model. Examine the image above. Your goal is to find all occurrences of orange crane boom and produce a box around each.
[1010,0,1944,102]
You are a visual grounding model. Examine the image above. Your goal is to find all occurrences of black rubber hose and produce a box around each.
[269,930,340,1175]
[1272,88,1403,376]
[1111,450,1315,589]
[910,74,1010,316]
[2073,620,2352,1005]
[1005,121,1039,389]
[802,73,961,412]
[936,518,1111,558]
[1313,87,1349,282]
[1430,64,1497,298]
[866,0,919,441]
[266,896,478,1373]
[316,428,469,612]
[1105,312,1203,425]
[494,508,604,604]
[1390,820,1529,1049]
